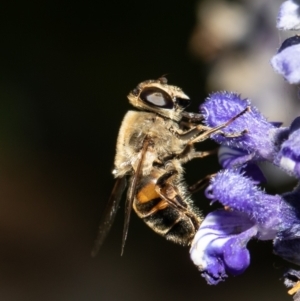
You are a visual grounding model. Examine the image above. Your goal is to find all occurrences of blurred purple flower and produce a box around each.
[271,35,300,85]
[277,0,300,30]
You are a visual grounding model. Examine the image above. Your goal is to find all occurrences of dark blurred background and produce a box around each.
[0,0,292,300]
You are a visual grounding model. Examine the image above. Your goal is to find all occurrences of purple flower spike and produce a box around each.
[271,36,300,85]
[206,169,281,239]
[190,210,256,284]
[277,0,300,31]
[275,117,300,178]
[193,170,300,285]
[200,92,285,164]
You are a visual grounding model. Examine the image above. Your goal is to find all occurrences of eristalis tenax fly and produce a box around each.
[92,77,248,256]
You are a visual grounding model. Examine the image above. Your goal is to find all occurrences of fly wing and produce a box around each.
[91,176,127,257]
[121,137,151,255]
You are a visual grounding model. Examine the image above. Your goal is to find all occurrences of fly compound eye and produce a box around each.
[175,97,190,109]
[140,87,173,109]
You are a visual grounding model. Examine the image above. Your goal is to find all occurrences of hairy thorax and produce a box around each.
[113,111,186,177]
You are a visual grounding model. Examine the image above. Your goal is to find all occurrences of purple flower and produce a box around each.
[190,1,300,296]
[277,0,300,31]
[190,210,256,284]
[190,169,300,284]
[271,35,300,85]
[200,91,288,165]
[205,170,283,239]
[205,95,300,180]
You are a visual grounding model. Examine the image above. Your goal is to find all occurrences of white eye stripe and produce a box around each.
[146,92,167,106]
[140,87,174,109]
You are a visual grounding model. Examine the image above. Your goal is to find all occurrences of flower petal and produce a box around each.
[190,210,256,284]
[271,36,300,85]
[218,145,254,168]
[218,146,266,183]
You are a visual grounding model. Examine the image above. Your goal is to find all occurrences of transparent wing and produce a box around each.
[91,176,127,257]
[121,137,151,255]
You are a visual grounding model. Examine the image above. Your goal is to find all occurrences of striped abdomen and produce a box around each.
[132,173,201,246]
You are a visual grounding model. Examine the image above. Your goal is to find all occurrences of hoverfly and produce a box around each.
[92,77,248,256]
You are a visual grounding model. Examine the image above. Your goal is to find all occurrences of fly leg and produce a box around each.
[175,146,218,164]
[143,163,194,216]
[169,107,249,164]
[156,146,218,166]
[188,173,216,194]
[175,106,250,142]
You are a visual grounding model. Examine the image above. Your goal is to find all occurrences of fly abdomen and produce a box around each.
[133,177,201,246]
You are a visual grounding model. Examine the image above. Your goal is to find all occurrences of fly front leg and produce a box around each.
[179,112,205,129]
[174,127,246,163]
[177,106,250,141]
[175,145,218,164]
[172,106,250,160]
[188,173,216,194]
[177,145,217,160]
[157,145,218,165]
[172,124,212,141]
[189,128,248,145]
